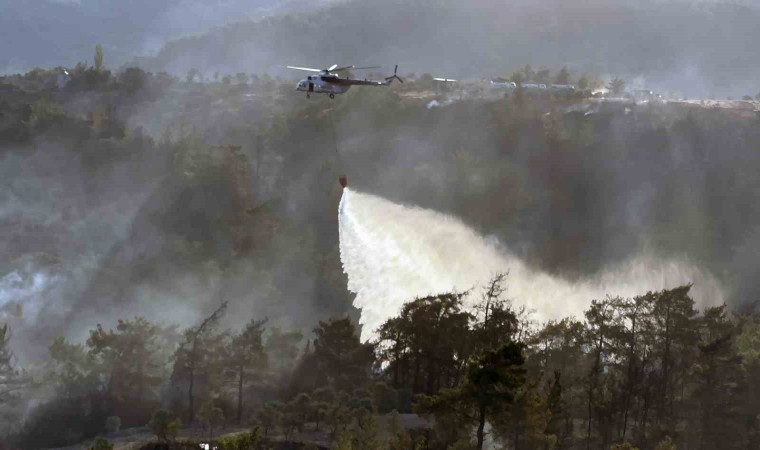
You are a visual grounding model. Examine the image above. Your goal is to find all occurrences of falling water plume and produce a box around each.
[338,188,725,341]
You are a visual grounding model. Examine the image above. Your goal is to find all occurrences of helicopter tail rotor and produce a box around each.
[385,65,404,84]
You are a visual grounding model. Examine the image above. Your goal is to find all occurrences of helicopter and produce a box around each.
[287,64,403,98]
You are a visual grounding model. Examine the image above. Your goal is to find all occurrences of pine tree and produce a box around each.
[692,306,749,450]
[86,317,166,402]
[423,342,526,450]
[94,45,104,72]
[0,324,26,404]
[607,78,626,96]
[171,302,228,423]
[312,317,374,392]
[498,379,556,449]
[226,318,267,423]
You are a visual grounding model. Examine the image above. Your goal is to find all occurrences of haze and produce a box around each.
[1,0,759,448]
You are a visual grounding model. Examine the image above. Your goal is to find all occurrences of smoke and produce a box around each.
[122,0,760,99]
[339,188,725,340]
[0,267,57,324]
[0,140,169,362]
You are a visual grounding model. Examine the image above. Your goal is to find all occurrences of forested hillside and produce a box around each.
[136,0,760,98]
[1,56,760,448]
[2,60,760,357]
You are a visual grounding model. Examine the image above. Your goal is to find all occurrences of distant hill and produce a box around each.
[134,0,760,98]
[0,0,336,74]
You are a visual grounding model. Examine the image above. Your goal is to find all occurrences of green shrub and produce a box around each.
[610,443,638,450]
[653,437,677,450]
[216,428,264,450]
[91,437,113,450]
[149,410,182,441]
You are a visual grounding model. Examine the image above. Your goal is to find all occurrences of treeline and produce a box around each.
[3,59,760,449]
[375,278,760,449]
[408,283,760,450]
[4,276,760,449]
[8,305,342,447]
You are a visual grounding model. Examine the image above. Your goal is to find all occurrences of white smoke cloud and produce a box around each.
[0,269,55,322]
[339,188,725,341]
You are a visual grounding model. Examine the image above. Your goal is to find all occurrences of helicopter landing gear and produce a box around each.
[329,93,335,99]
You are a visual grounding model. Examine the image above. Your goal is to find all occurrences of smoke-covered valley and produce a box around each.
[1,1,760,447]
[2,68,759,364]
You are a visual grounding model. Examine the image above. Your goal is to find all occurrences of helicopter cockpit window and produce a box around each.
[307,76,312,80]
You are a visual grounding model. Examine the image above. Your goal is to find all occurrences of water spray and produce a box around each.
[338,189,725,341]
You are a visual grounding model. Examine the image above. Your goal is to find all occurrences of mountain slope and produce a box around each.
[137,0,760,98]
[0,0,336,74]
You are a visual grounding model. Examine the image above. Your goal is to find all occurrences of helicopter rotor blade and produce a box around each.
[286,65,322,73]
[330,65,357,72]
[288,64,381,74]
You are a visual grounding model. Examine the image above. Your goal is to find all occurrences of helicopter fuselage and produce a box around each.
[296,74,352,97]
[289,64,401,98]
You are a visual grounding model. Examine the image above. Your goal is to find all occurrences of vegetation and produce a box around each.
[3,0,760,101]
[607,77,626,96]
[216,428,267,450]
[149,410,182,442]
[125,0,760,100]
[2,57,760,449]
[94,45,104,73]
[6,270,760,448]
[0,325,26,405]
[91,437,113,450]
[173,302,229,425]
[198,402,225,439]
